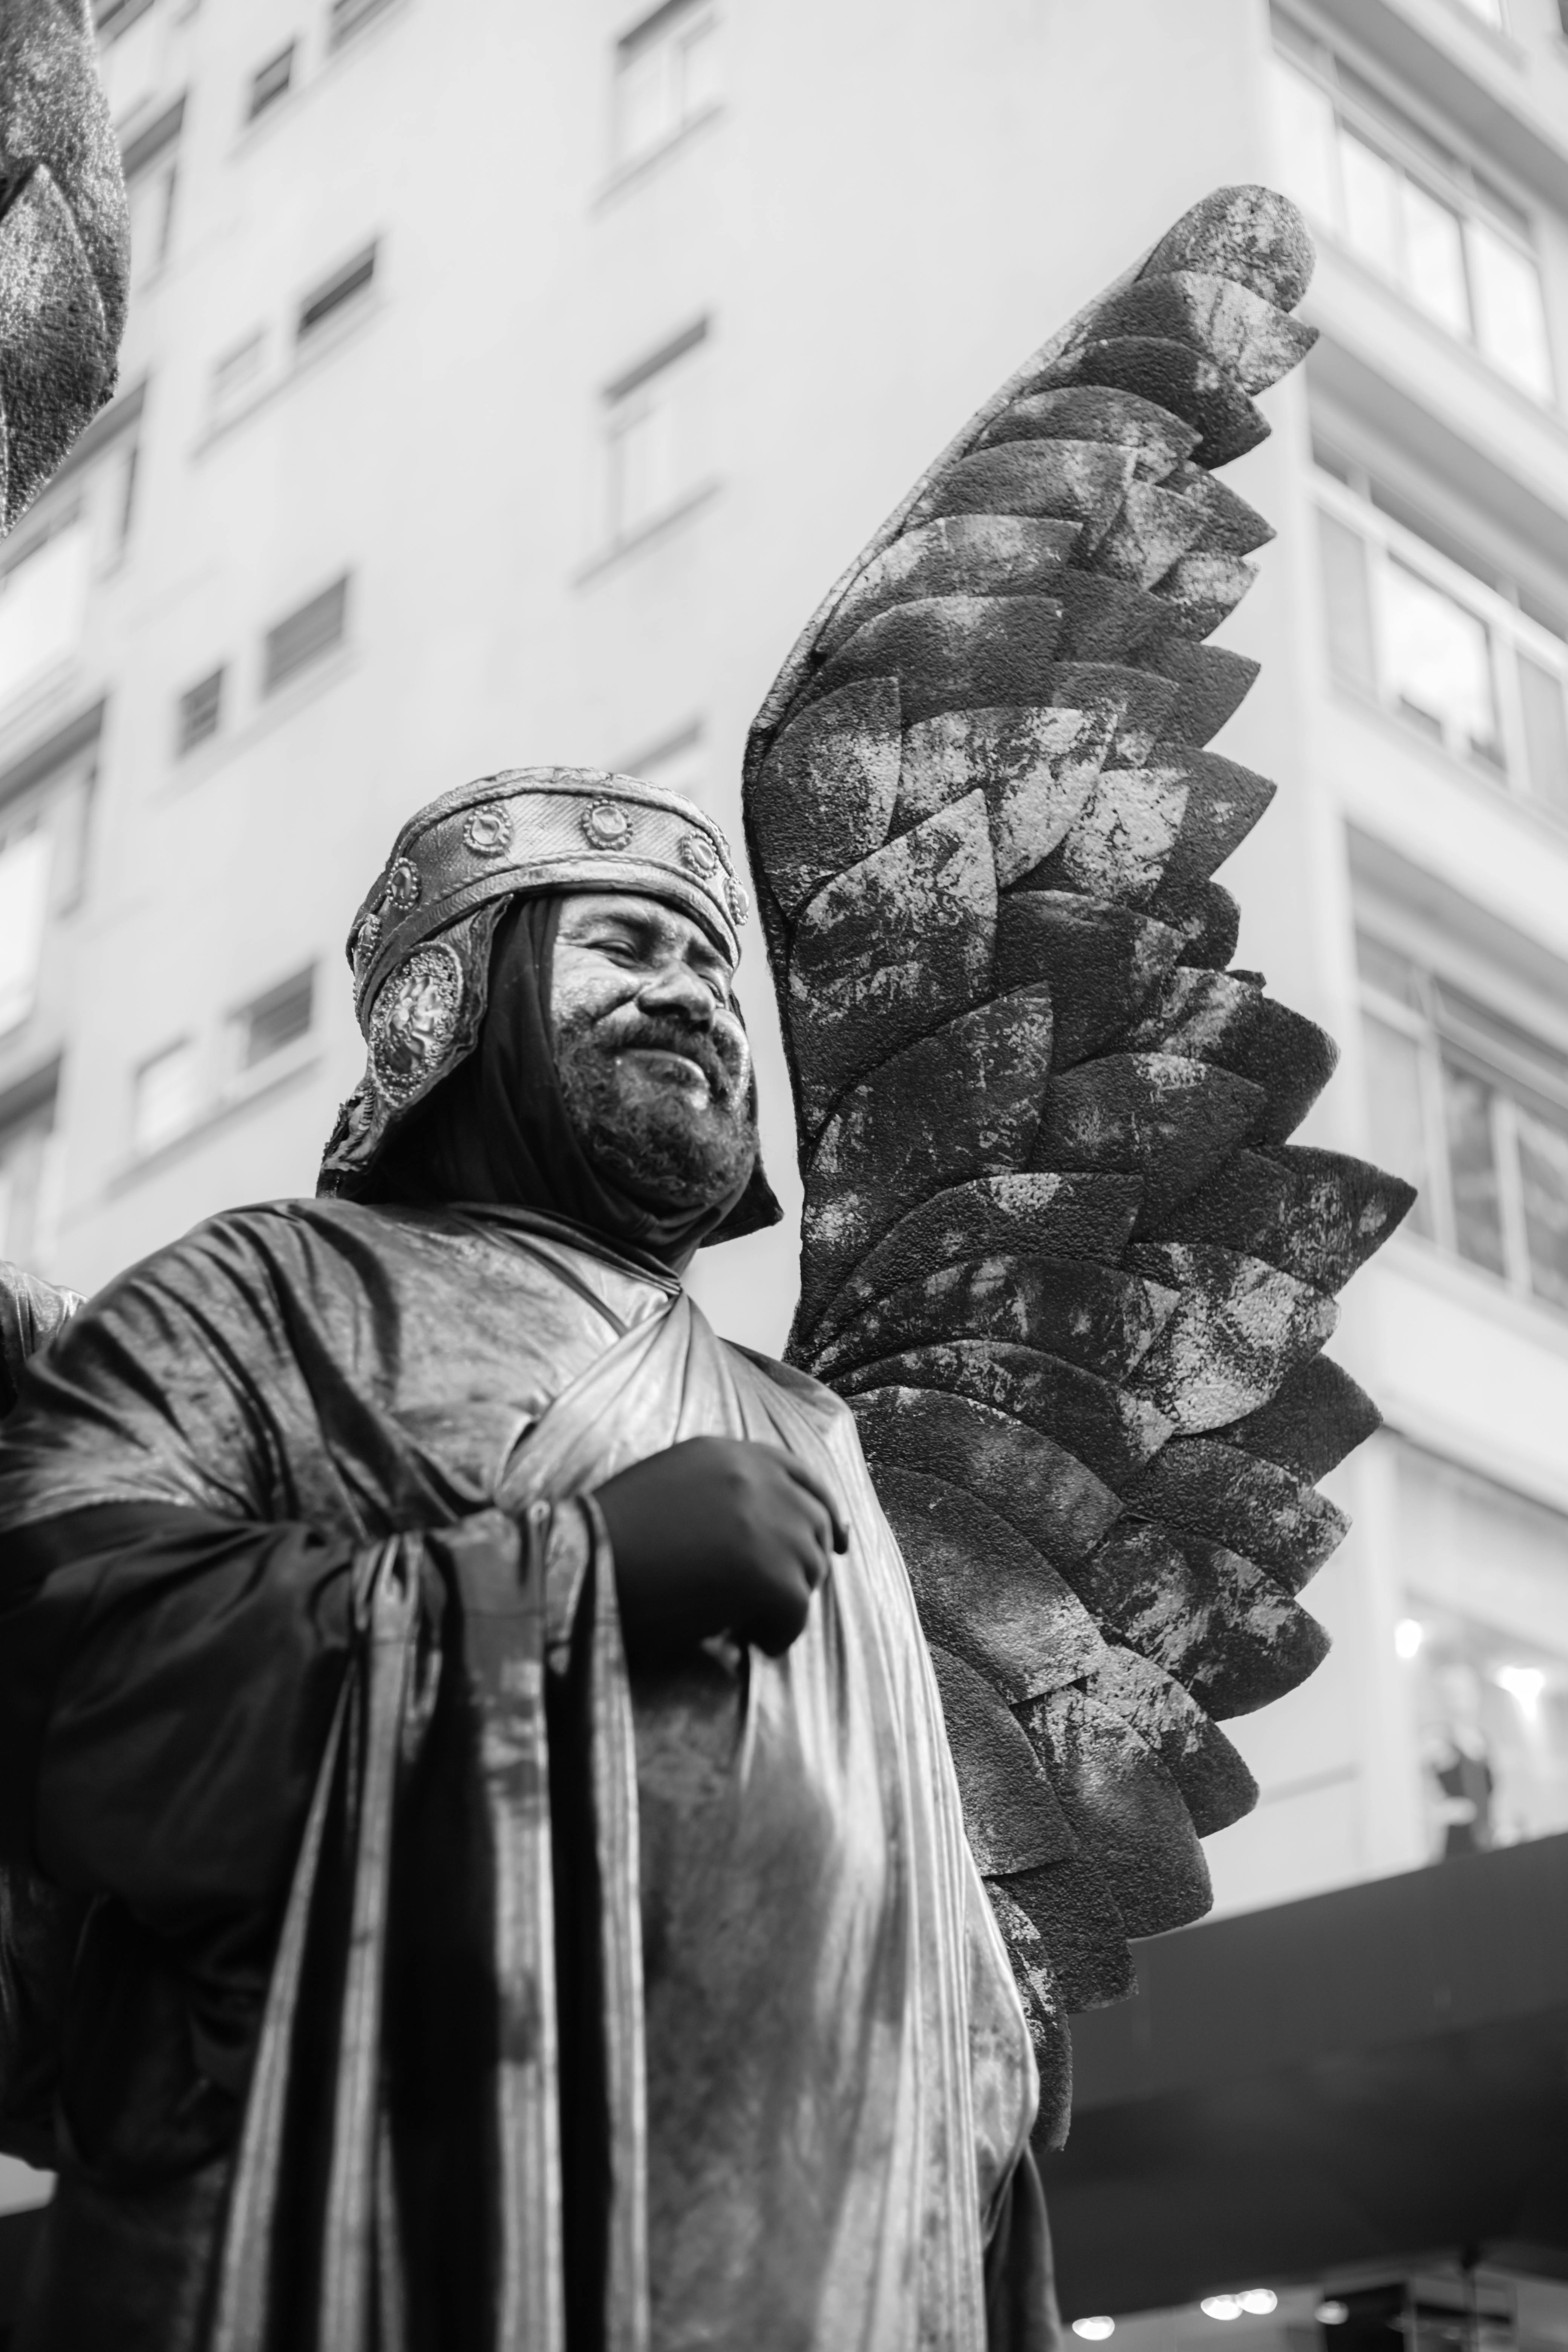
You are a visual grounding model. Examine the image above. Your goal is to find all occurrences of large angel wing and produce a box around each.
[742,187,1416,2145]
[0,0,129,532]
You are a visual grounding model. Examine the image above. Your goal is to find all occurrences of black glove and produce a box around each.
[592,1436,847,1661]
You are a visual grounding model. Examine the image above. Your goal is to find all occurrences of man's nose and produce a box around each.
[637,961,716,1022]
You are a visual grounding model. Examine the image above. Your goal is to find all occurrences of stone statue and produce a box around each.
[0,0,127,532]
[0,18,1415,2332]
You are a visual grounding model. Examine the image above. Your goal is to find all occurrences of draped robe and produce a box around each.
[0,1199,1041,2350]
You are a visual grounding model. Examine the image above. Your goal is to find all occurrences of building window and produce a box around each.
[95,0,156,32]
[231,965,314,1071]
[131,1037,199,1155]
[328,0,396,49]
[121,95,183,287]
[247,44,294,120]
[613,0,720,167]
[297,245,377,345]
[262,576,349,693]
[208,331,267,430]
[1357,931,1568,1312]
[0,825,52,1039]
[176,669,224,756]
[1269,29,1551,399]
[0,1067,61,1274]
[1315,458,1568,819]
[1392,1444,1568,1859]
[0,524,93,717]
[603,322,710,546]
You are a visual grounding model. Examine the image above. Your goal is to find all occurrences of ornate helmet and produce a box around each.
[318,766,753,1200]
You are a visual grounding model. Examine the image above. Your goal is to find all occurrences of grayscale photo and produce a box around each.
[0,2,1563,2348]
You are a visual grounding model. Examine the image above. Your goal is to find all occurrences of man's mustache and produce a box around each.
[595,1014,745,1101]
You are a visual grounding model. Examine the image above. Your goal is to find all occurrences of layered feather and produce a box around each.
[742,186,1415,2145]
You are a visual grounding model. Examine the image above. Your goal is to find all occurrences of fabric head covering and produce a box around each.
[365,897,770,1266]
[318,767,780,1252]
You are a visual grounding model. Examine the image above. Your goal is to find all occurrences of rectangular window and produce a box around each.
[297,245,377,344]
[1393,1444,1568,1860]
[176,669,224,756]
[132,1038,199,1155]
[0,828,52,1038]
[1380,558,1500,764]
[603,322,710,545]
[232,966,314,1070]
[121,96,183,287]
[1269,47,1551,401]
[1357,931,1568,1312]
[209,331,266,429]
[0,525,92,714]
[328,0,395,49]
[1316,466,1568,818]
[0,1071,61,1275]
[247,44,294,120]
[613,0,720,167]
[262,577,349,693]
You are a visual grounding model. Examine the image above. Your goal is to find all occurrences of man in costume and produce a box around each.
[0,768,1052,2351]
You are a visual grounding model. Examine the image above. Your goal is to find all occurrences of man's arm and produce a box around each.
[0,1501,357,2092]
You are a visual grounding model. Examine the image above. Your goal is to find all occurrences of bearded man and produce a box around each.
[0,770,1053,2352]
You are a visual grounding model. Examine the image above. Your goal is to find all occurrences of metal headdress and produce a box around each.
[317,766,752,1201]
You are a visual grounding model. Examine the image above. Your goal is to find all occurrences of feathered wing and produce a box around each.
[0,0,130,533]
[742,187,1416,2145]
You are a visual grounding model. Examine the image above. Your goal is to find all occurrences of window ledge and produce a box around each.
[0,667,90,769]
[1377,1224,1568,1359]
[1308,231,1560,423]
[161,643,361,793]
[1328,675,1568,849]
[574,480,722,585]
[112,1047,322,1192]
[230,0,411,156]
[593,102,725,211]
[1428,0,1526,67]
[192,293,386,458]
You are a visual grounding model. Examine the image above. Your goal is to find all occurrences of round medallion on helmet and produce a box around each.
[582,801,634,850]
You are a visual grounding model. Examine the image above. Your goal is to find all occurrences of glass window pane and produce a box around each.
[1518,654,1568,817]
[678,13,720,115]
[1516,1101,1568,1311]
[1341,134,1402,280]
[0,830,52,1037]
[1468,220,1553,400]
[1363,1015,1435,1239]
[133,1040,199,1155]
[1403,182,1470,339]
[1441,1057,1508,1275]
[1318,511,1377,694]
[607,388,677,539]
[0,525,92,710]
[1381,560,1500,761]
[1268,59,1339,227]
[1355,930,1422,1007]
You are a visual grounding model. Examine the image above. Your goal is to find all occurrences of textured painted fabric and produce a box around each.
[0,1200,1037,2350]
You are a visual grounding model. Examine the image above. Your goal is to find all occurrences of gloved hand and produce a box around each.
[592,1436,847,1660]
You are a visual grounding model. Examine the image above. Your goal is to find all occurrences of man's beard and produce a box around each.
[554,1004,758,1213]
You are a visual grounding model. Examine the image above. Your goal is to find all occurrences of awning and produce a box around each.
[1043,1831,1568,2319]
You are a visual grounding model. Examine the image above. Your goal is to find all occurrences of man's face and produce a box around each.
[550,892,757,1213]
